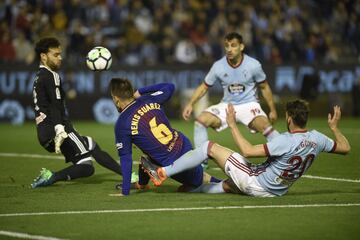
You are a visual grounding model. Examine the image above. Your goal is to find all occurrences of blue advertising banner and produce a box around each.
[0,64,359,124]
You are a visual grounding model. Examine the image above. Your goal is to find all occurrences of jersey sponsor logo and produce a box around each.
[166,131,178,152]
[131,103,161,135]
[228,84,245,95]
[116,142,123,149]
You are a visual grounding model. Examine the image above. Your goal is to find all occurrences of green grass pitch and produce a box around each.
[0,118,359,240]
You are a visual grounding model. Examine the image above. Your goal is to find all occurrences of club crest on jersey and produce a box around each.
[228,84,245,95]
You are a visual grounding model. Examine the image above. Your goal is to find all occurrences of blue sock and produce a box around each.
[164,141,209,177]
[190,182,226,194]
[210,176,221,183]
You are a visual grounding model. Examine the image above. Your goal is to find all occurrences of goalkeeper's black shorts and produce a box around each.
[36,120,94,164]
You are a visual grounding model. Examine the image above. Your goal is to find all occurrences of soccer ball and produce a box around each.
[86,46,112,71]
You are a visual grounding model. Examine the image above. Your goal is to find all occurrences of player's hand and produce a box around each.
[226,103,237,128]
[133,90,141,99]
[54,124,68,154]
[109,193,125,197]
[328,105,341,131]
[268,110,278,123]
[182,104,193,121]
[115,182,150,190]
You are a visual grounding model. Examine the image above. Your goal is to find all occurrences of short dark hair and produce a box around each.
[35,37,60,59]
[225,32,243,43]
[286,99,310,128]
[110,78,134,99]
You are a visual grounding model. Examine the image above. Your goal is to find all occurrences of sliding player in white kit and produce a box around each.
[142,100,351,196]
[182,32,278,169]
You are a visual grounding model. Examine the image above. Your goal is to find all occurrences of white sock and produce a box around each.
[194,121,208,147]
[164,141,209,177]
[190,181,226,194]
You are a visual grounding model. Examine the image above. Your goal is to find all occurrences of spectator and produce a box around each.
[0,0,359,66]
[13,31,34,64]
[0,31,16,62]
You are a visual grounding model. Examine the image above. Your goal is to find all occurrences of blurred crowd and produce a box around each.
[0,0,359,66]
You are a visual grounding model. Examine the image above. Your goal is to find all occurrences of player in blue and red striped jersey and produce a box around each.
[110,78,219,196]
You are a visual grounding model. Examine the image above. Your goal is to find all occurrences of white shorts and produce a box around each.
[224,152,275,197]
[204,102,267,132]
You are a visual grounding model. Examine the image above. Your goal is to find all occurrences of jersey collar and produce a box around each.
[120,100,136,113]
[39,64,56,74]
[226,53,244,69]
[289,129,308,134]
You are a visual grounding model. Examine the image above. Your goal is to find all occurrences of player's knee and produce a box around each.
[206,141,216,158]
[195,118,208,128]
[250,116,271,132]
[79,162,95,177]
[83,136,96,151]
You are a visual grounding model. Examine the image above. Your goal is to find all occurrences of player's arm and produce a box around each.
[115,127,135,195]
[43,74,63,126]
[258,81,277,123]
[136,83,175,103]
[43,75,68,153]
[182,82,209,120]
[226,103,266,157]
[328,106,351,155]
[119,153,133,195]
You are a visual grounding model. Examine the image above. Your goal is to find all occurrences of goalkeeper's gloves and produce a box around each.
[54,124,68,154]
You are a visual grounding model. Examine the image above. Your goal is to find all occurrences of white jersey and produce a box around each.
[204,54,266,104]
[256,130,336,196]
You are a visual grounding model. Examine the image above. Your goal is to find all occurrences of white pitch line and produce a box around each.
[0,230,67,240]
[0,153,64,160]
[0,203,359,218]
[211,167,360,183]
[302,175,360,183]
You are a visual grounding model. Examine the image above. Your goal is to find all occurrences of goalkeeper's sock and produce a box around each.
[92,144,122,175]
[54,164,95,182]
[164,141,209,177]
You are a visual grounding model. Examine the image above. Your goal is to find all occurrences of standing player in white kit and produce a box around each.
[182,32,278,168]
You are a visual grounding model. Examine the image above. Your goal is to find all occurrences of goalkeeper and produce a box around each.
[30,37,137,188]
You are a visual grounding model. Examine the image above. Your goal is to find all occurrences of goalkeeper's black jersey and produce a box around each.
[32,65,68,126]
